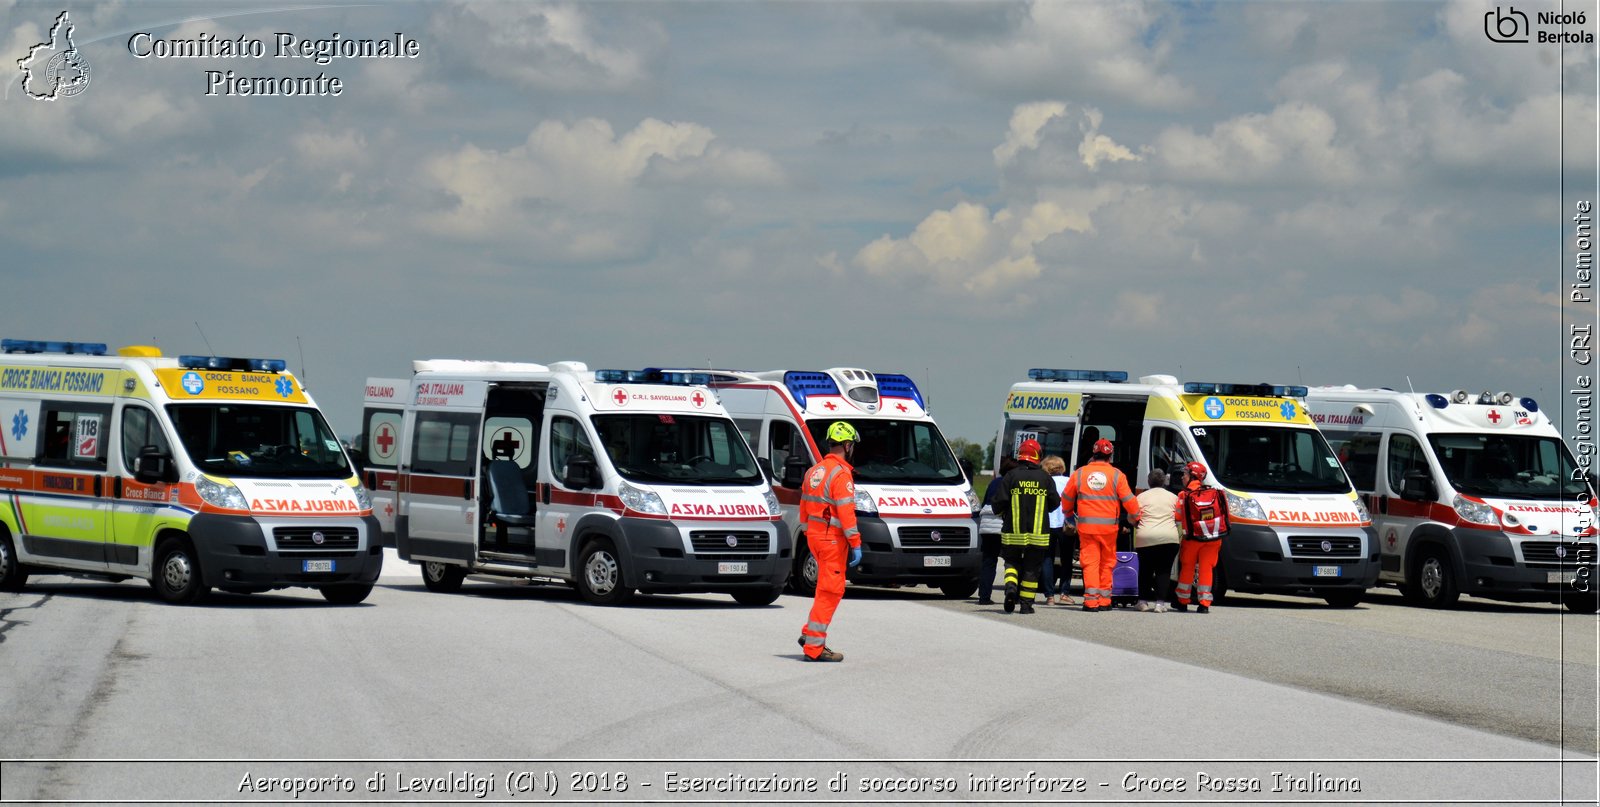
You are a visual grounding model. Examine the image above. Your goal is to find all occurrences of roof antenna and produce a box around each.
[297,336,308,382]
[1297,365,1305,385]
[194,321,215,355]
[1406,375,1423,421]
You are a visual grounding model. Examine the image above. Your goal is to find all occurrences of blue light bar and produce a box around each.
[1521,397,1540,413]
[1027,368,1128,383]
[874,373,925,409]
[1183,382,1308,398]
[2,339,108,356]
[1425,394,1449,409]
[783,371,840,408]
[595,369,712,387]
[178,355,288,372]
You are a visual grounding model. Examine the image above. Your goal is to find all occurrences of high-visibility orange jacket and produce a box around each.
[798,453,860,547]
[1060,459,1140,532]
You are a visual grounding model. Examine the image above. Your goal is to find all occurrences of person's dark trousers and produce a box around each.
[1136,543,1180,603]
[976,533,1002,602]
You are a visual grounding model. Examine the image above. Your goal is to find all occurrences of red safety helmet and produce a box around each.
[1092,438,1114,456]
[1186,461,1208,480]
[1016,438,1042,463]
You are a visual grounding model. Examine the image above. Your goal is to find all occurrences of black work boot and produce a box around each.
[1019,600,1035,615]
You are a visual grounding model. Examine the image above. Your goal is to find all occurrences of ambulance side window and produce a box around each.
[1385,434,1428,495]
[1148,427,1191,477]
[733,418,760,452]
[412,412,478,476]
[119,406,171,475]
[770,420,808,471]
[39,402,111,470]
[549,416,595,487]
[1328,431,1381,492]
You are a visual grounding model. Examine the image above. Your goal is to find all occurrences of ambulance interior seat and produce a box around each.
[487,459,536,526]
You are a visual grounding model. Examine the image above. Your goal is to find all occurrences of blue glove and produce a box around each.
[848,545,863,567]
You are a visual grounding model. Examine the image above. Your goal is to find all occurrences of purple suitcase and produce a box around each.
[1111,551,1140,606]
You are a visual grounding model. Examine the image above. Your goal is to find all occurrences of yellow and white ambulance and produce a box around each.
[364,362,790,606]
[0,339,381,604]
[999,369,1378,607]
[700,368,980,599]
[1305,386,1599,612]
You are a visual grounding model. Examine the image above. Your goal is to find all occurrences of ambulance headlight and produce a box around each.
[763,488,781,516]
[963,485,979,513]
[351,483,372,511]
[1453,494,1498,526]
[1225,490,1265,521]
[195,476,248,511]
[618,480,667,515]
[854,488,878,513]
[1353,498,1371,523]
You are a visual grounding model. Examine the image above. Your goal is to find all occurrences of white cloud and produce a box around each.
[427,2,664,92]
[994,101,1065,166]
[853,200,1090,296]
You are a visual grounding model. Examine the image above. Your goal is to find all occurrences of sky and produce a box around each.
[1,0,1596,448]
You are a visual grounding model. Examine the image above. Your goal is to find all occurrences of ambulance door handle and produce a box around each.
[112,477,122,498]
[540,482,550,506]
[93,475,103,497]
[463,480,473,500]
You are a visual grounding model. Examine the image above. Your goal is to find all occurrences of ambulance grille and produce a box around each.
[274,527,360,551]
[690,531,770,555]
[899,526,973,551]
[1523,542,1597,567]
[1287,536,1361,559]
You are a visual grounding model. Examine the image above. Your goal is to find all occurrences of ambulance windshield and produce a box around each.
[592,414,762,485]
[1189,425,1350,494]
[1427,433,1590,501]
[168,404,353,478]
[806,419,963,485]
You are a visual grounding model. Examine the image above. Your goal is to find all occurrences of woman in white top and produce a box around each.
[1133,468,1183,612]
[1042,455,1075,605]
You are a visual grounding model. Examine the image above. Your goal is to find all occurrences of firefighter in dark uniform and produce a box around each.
[997,438,1060,614]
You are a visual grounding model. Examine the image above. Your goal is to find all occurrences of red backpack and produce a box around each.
[1183,486,1230,540]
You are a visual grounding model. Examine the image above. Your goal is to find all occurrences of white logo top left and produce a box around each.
[18,11,90,101]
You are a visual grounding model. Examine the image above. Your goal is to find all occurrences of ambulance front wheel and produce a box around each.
[1321,589,1363,608]
[732,585,783,606]
[320,584,374,605]
[421,561,466,593]
[1565,591,1600,613]
[576,536,633,606]
[0,529,27,593]
[939,581,978,599]
[152,536,209,605]
[1408,547,1460,608]
[789,541,819,597]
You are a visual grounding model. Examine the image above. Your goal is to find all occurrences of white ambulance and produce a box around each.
[698,368,980,599]
[0,339,381,604]
[1000,369,1378,607]
[1305,387,1599,612]
[362,362,790,606]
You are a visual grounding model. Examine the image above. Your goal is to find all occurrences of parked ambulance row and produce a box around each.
[0,338,1591,614]
[999,370,1598,613]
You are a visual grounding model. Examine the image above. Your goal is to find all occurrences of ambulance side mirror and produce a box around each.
[1400,470,1435,502]
[782,456,808,489]
[134,447,177,484]
[564,456,600,490]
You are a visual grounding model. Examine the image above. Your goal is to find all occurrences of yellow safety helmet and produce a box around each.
[826,421,860,444]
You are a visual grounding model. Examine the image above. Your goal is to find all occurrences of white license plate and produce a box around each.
[1549,571,1577,584]
[302,559,335,573]
[717,562,748,574]
[924,555,952,568]
[1313,565,1341,577]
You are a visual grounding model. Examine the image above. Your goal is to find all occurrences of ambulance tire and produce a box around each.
[1410,547,1460,609]
[152,536,209,605]
[320,584,374,605]
[731,585,783,606]
[1565,591,1600,614]
[576,536,633,606]
[789,541,818,597]
[1210,558,1229,604]
[0,530,26,592]
[421,561,466,593]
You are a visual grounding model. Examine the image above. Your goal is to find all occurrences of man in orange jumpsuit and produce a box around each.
[796,421,863,661]
[1173,461,1229,613]
[1060,437,1140,612]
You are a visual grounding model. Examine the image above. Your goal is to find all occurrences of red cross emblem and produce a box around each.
[1487,409,1501,423]
[823,401,837,410]
[557,517,567,533]
[895,402,907,412]
[691,391,705,408]
[375,424,395,455]
[384,502,394,517]
[613,388,628,406]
